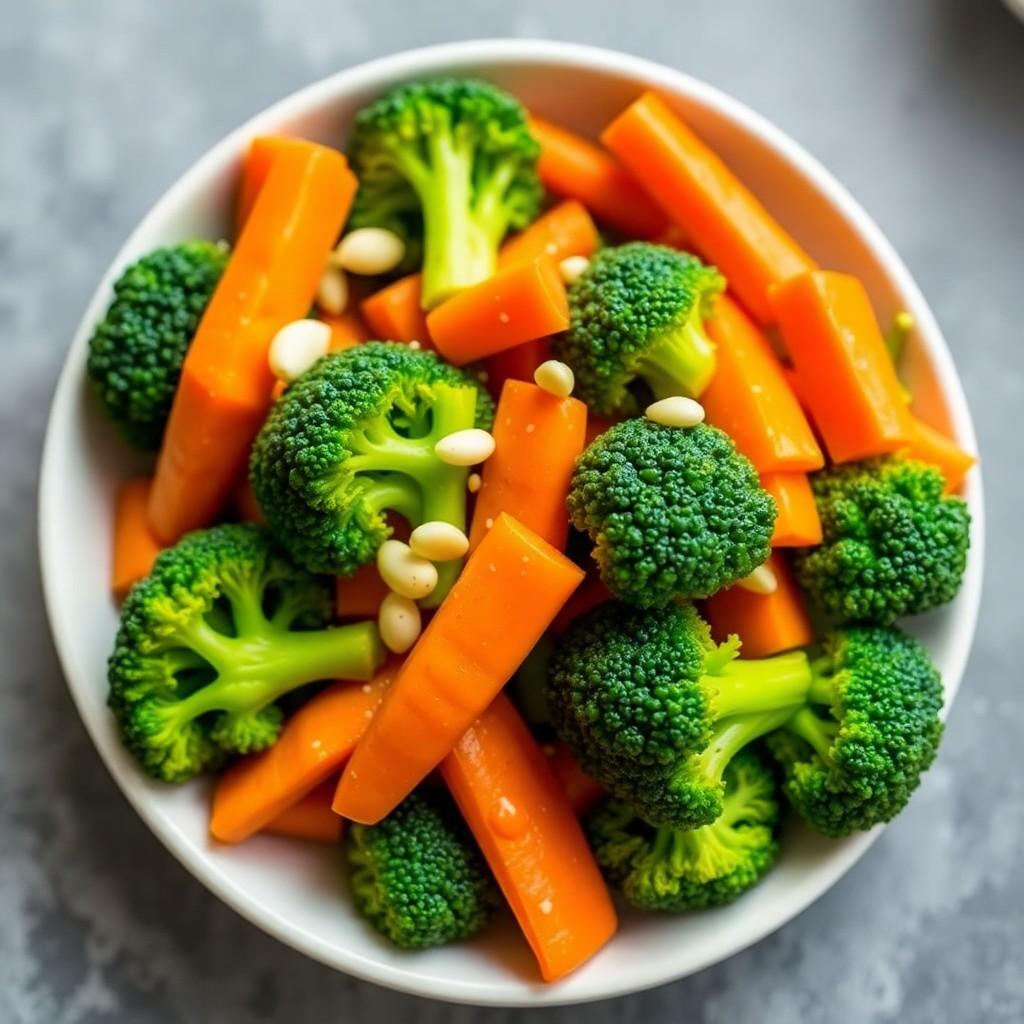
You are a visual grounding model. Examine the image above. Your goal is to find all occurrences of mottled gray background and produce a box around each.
[2,1,1022,1021]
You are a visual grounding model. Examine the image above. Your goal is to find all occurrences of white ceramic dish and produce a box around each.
[39,39,984,1007]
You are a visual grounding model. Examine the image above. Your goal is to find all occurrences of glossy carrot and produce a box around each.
[209,662,397,844]
[601,92,816,324]
[483,337,553,400]
[769,272,913,463]
[498,199,600,269]
[904,416,976,494]
[550,576,613,636]
[760,471,823,547]
[584,413,619,448]
[442,694,617,982]
[149,141,357,542]
[427,257,569,365]
[322,308,371,352]
[336,563,390,621]
[235,136,306,231]
[702,295,823,473]
[333,514,585,825]
[360,273,433,346]
[468,381,587,552]
[544,740,606,816]
[263,780,345,843]
[704,553,815,658]
[111,478,163,597]
[529,115,668,238]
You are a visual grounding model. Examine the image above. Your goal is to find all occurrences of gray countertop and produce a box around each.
[3,1,1022,1021]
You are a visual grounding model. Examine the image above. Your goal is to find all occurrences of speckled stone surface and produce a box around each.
[3,1,1022,1021]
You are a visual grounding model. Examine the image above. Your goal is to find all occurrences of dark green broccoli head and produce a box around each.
[794,455,970,624]
[587,748,781,911]
[107,523,383,783]
[567,419,777,606]
[348,78,542,308]
[250,342,493,600]
[348,790,499,949]
[547,601,812,828]
[553,242,724,416]
[767,625,944,836]
[87,241,228,450]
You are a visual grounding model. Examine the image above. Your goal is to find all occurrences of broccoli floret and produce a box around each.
[587,749,780,911]
[107,523,384,783]
[347,790,499,949]
[765,625,944,836]
[567,419,776,606]
[347,78,542,309]
[250,342,493,604]
[794,455,970,624]
[553,243,724,416]
[548,601,811,829]
[86,241,228,450]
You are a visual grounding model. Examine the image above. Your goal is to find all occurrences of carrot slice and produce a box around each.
[111,478,163,597]
[702,295,823,472]
[550,576,613,636]
[468,381,587,553]
[904,415,976,494]
[601,92,816,324]
[544,740,607,816]
[483,337,553,400]
[442,694,617,982]
[262,780,345,843]
[584,413,619,448]
[704,553,815,658]
[209,662,397,844]
[769,272,913,463]
[426,257,569,366]
[498,199,600,270]
[360,273,433,346]
[333,514,585,825]
[322,308,371,352]
[235,136,306,232]
[149,141,357,542]
[529,115,668,239]
[336,564,390,621]
[760,471,823,547]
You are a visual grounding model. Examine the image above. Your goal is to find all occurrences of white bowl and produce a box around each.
[38,39,984,1007]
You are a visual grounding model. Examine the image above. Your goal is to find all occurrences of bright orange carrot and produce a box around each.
[442,694,617,982]
[544,740,606,816]
[760,471,823,547]
[550,576,613,636]
[704,553,815,658]
[263,780,345,843]
[584,413,619,448]
[468,381,587,552]
[235,136,306,231]
[529,115,668,239]
[322,308,371,352]
[333,514,584,825]
[601,92,816,324]
[336,564,390,621]
[232,473,264,524]
[905,415,976,493]
[209,662,397,844]
[702,295,823,472]
[427,257,569,366]
[149,141,357,542]
[498,199,600,269]
[769,272,913,463]
[483,337,553,400]
[360,273,433,346]
[111,478,163,597]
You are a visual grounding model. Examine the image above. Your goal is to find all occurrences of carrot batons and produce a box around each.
[263,780,345,843]
[111,478,163,597]
[528,115,668,239]
[550,576,613,636]
[333,514,584,825]
[761,471,823,547]
[905,415,976,493]
[498,199,600,269]
[544,740,607,816]
[427,257,569,365]
[322,308,371,352]
[235,135,306,231]
[149,140,357,542]
[769,272,913,464]
[441,695,617,982]
[336,564,391,621]
[468,381,588,553]
[602,92,815,325]
[483,337,553,400]
[360,273,433,346]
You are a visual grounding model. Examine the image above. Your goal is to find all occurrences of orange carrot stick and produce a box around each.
[426,257,569,366]
[498,199,600,270]
[209,662,397,844]
[544,740,606,816]
[441,694,617,982]
[262,780,345,843]
[336,564,390,621]
[322,308,371,352]
[333,514,584,825]
[702,295,823,472]
[584,413,620,448]
[904,416,976,494]
[149,141,357,542]
[760,471,823,547]
[769,272,913,463]
[601,92,816,324]
[704,553,815,658]
[550,576,613,636]
[111,478,163,597]
[360,273,433,346]
[468,381,587,552]
[232,473,265,524]
[483,337,553,400]
[529,115,668,239]
[235,136,306,232]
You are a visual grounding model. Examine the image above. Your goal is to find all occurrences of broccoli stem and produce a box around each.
[708,649,814,721]
[633,306,718,400]
[696,709,798,785]
[784,705,839,765]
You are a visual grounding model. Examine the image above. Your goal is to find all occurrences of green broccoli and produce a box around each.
[347,78,542,309]
[347,790,499,949]
[587,749,780,911]
[86,241,228,450]
[794,455,970,624]
[250,342,493,604]
[107,523,384,783]
[553,242,724,416]
[567,419,776,606]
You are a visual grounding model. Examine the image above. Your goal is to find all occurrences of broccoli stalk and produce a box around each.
[631,301,719,403]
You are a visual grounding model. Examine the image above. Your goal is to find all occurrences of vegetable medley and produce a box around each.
[90,78,975,983]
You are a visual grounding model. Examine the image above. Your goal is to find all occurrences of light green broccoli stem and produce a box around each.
[696,709,801,787]
[633,305,718,400]
[885,310,915,363]
[784,704,840,765]
[707,649,814,721]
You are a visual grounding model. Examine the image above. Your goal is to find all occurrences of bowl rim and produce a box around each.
[38,38,985,1006]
